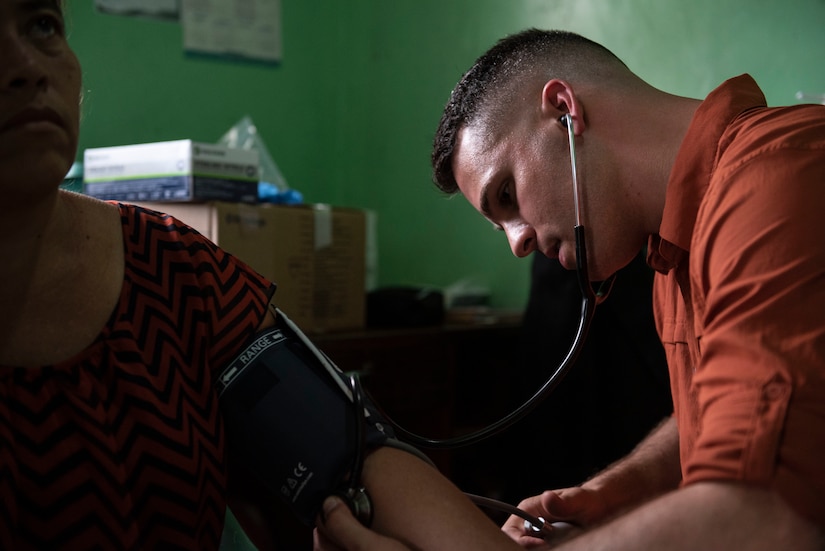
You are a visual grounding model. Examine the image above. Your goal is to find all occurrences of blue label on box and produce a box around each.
[84,176,258,203]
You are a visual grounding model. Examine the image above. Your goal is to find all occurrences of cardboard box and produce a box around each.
[83,140,259,203]
[134,201,367,333]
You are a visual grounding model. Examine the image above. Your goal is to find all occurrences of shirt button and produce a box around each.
[764,383,785,399]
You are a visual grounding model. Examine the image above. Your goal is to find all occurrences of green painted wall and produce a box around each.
[67,0,825,310]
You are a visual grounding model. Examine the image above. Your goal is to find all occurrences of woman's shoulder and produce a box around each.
[61,189,121,219]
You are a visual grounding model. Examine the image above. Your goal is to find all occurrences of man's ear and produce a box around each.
[540,79,585,135]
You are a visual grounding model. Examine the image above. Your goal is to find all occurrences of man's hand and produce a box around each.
[501,488,604,547]
[314,496,412,551]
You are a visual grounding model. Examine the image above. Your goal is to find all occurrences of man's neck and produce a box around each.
[608,91,702,235]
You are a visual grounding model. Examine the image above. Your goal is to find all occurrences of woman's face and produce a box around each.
[0,0,81,195]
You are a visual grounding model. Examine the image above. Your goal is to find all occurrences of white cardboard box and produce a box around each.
[83,140,259,203]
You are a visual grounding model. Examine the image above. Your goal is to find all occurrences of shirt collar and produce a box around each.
[648,74,767,273]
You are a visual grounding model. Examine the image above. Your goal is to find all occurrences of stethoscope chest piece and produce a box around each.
[338,485,374,527]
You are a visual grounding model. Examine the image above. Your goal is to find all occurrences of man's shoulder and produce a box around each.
[719,103,825,168]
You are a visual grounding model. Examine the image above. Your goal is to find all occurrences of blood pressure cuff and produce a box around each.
[217,313,423,526]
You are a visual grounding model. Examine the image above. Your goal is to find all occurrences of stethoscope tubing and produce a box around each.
[386,114,601,449]
[388,287,596,449]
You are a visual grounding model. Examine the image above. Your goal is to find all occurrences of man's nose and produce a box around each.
[504,222,537,258]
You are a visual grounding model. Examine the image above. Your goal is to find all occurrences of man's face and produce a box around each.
[452,108,641,282]
[0,0,81,194]
[452,115,581,271]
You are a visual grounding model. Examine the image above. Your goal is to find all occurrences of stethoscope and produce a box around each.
[395,113,615,447]
[344,114,615,538]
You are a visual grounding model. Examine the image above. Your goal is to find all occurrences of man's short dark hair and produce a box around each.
[431,29,623,194]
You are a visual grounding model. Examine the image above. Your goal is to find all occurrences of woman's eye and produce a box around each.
[31,14,65,40]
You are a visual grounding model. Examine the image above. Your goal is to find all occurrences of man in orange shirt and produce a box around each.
[316,28,825,550]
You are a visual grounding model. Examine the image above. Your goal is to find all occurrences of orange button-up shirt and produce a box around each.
[648,74,825,525]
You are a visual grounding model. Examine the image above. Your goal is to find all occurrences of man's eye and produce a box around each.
[498,181,513,207]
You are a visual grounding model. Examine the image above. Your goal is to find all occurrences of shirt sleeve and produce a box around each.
[131,205,277,375]
[687,145,825,524]
[190,233,276,371]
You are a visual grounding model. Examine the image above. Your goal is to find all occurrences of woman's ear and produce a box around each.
[540,79,585,135]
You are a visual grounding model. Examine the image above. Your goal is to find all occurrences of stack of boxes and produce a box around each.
[83,139,368,333]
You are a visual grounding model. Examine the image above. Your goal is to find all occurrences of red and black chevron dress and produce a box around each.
[0,204,275,550]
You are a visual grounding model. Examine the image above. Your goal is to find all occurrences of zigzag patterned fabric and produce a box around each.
[0,204,275,550]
